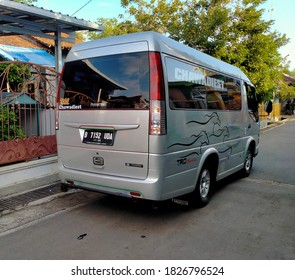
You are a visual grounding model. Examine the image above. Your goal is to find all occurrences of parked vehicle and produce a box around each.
[56,31,259,207]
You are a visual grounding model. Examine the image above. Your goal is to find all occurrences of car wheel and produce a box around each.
[191,164,214,208]
[241,149,253,177]
[60,183,69,192]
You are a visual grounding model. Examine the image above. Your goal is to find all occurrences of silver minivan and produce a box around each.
[56,31,259,207]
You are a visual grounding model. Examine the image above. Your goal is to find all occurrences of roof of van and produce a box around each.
[69,31,252,83]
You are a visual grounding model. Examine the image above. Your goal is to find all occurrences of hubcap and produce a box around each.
[245,152,252,171]
[200,169,210,198]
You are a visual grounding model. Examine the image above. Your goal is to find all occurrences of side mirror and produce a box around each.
[246,83,259,122]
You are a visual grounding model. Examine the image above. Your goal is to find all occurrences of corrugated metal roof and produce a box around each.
[0,0,103,72]
[0,0,102,40]
[0,44,55,66]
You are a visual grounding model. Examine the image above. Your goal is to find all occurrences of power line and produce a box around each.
[71,0,93,17]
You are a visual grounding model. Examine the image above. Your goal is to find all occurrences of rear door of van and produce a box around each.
[57,47,152,180]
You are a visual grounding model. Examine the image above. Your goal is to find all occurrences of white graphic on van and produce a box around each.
[59,104,82,110]
[174,67,224,90]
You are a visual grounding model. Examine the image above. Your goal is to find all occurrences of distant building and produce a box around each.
[0,33,83,63]
[283,73,295,86]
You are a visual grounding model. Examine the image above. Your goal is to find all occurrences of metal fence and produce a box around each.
[0,61,59,165]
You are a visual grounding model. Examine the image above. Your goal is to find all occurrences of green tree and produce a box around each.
[172,0,289,100]
[216,0,288,101]
[89,0,290,101]
[171,0,232,55]
[88,17,140,40]
[121,0,183,33]
[88,0,183,39]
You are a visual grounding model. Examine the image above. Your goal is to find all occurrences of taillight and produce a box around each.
[149,52,166,135]
[150,100,166,135]
[55,67,65,130]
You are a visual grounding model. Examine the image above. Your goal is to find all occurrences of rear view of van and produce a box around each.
[56,31,259,207]
[56,33,168,200]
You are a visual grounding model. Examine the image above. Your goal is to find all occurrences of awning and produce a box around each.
[0,0,102,72]
[0,44,55,66]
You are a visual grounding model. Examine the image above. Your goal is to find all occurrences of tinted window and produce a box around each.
[59,52,149,110]
[166,57,241,111]
[246,83,259,122]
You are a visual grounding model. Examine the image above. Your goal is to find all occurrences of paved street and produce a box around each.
[0,119,294,260]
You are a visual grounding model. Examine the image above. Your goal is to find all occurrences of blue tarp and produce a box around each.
[0,44,55,67]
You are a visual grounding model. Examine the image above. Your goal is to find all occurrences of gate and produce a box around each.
[0,61,59,165]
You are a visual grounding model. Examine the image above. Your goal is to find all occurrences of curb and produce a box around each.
[260,115,294,131]
[0,156,59,198]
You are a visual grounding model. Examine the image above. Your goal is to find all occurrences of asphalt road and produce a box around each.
[0,119,294,260]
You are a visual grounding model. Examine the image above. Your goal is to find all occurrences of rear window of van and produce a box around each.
[59,52,150,110]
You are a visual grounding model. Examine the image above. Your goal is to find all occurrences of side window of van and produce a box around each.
[245,83,259,122]
[165,57,241,111]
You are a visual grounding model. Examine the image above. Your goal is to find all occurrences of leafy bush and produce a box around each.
[0,104,26,141]
[0,63,31,92]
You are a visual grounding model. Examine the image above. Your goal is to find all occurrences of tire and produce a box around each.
[60,183,69,192]
[190,164,214,208]
[240,149,253,177]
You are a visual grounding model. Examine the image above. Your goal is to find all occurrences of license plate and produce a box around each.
[83,130,114,145]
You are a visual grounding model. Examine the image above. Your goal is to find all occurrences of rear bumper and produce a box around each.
[58,157,196,201]
[58,160,164,201]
